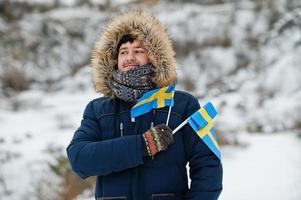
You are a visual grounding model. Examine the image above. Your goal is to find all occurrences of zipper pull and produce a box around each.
[131,117,135,122]
[120,122,123,137]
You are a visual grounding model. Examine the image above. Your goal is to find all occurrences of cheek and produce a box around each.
[139,54,149,65]
[117,57,123,69]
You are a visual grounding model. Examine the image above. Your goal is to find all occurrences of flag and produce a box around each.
[130,84,175,118]
[188,102,221,160]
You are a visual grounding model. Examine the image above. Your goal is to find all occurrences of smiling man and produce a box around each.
[67,10,223,200]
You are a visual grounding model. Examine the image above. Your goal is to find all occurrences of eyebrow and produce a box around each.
[119,46,145,51]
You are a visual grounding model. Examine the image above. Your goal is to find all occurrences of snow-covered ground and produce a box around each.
[221,132,301,200]
[0,68,99,200]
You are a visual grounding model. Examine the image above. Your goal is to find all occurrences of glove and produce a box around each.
[142,124,173,157]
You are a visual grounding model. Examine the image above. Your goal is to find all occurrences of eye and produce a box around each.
[119,51,127,55]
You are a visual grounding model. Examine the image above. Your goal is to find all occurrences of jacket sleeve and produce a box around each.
[183,97,223,200]
[66,100,144,179]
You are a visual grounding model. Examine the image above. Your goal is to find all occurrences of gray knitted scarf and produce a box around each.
[111,64,155,102]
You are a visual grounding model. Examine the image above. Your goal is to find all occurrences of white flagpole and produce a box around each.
[172,117,190,134]
[166,105,172,125]
[166,90,175,126]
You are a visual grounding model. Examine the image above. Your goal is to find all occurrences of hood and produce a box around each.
[91,10,176,97]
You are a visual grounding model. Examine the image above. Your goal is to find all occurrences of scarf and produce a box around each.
[111,64,155,102]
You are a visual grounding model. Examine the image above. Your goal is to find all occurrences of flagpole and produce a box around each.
[172,117,190,134]
[166,90,175,126]
[166,105,172,125]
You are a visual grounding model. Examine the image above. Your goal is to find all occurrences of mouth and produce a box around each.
[124,65,138,69]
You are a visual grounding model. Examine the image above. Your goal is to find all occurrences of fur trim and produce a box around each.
[91,10,176,97]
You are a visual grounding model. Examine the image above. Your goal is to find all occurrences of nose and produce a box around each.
[125,52,136,63]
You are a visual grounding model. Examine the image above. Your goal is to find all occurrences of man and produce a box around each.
[67,10,222,200]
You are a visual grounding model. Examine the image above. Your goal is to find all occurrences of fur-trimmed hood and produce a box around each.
[91,10,176,97]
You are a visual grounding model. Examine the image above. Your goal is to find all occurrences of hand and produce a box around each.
[142,124,173,157]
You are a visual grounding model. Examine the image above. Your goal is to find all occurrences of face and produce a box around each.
[117,40,149,71]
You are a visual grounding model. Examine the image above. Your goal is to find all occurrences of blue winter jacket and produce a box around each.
[67,90,222,200]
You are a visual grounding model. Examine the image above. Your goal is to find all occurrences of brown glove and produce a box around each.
[142,124,173,157]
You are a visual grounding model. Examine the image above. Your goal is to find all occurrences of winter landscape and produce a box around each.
[0,0,301,199]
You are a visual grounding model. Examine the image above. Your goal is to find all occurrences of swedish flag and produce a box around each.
[130,85,175,118]
[188,102,221,160]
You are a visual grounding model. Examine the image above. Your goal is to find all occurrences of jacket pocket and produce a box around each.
[152,193,183,200]
[96,196,126,200]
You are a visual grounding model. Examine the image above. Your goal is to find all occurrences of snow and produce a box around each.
[46,7,106,20]
[0,104,94,199]
[220,132,301,200]
[0,68,98,199]
[9,0,134,6]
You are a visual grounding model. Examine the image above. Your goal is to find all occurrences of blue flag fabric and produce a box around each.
[188,102,221,160]
[130,85,175,118]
